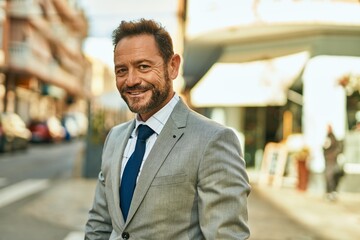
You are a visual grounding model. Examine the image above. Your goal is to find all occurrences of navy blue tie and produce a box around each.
[120,124,154,220]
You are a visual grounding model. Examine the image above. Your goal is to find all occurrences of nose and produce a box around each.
[126,69,141,87]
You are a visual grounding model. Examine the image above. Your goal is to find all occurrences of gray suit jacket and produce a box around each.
[85,99,251,240]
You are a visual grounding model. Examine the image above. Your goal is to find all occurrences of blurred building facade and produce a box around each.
[0,0,91,124]
[183,0,360,192]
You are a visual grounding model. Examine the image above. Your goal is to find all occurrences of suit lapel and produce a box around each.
[125,100,189,223]
[111,121,135,227]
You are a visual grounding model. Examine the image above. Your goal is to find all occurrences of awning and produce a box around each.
[190,52,309,107]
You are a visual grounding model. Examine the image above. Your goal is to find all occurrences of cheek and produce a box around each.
[116,78,125,89]
[152,73,167,88]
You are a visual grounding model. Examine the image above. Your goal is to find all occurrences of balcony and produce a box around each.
[9,0,85,64]
[8,41,83,96]
[8,0,43,18]
[52,0,87,34]
[48,60,83,95]
[9,41,49,78]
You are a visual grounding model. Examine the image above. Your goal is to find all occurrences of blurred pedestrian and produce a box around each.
[323,124,344,201]
[85,18,251,239]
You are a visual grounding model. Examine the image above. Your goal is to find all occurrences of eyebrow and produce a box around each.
[114,59,155,69]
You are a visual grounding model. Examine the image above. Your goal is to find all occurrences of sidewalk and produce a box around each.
[24,172,360,240]
[248,171,360,240]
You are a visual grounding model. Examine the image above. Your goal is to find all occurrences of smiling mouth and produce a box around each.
[128,90,147,96]
[122,85,150,96]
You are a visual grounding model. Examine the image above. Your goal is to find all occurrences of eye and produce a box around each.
[139,64,150,71]
[116,67,128,77]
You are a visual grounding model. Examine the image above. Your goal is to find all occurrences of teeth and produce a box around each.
[130,91,144,95]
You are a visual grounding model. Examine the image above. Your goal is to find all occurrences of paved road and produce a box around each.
[248,186,321,240]
[0,140,84,186]
[248,182,360,240]
[1,140,359,240]
[0,140,86,240]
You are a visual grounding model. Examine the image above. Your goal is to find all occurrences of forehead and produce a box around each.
[114,34,160,59]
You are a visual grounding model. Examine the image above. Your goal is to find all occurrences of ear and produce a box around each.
[168,54,181,80]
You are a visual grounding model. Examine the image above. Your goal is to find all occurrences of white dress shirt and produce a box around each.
[120,93,180,179]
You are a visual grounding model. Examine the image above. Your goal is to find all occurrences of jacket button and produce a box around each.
[122,231,130,239]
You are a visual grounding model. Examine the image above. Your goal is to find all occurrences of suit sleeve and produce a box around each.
[84,131,114,240]
[197,127,251,239]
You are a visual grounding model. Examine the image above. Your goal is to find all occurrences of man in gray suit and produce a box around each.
[85,18,251,240]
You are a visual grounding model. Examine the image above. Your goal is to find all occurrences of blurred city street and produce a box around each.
[0,140,359,240]
[1,0,360,239]
[248,177,360,240]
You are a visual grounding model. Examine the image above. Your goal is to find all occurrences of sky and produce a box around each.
[77,0,179,68]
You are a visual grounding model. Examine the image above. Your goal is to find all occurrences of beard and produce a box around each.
[120,70,172,115]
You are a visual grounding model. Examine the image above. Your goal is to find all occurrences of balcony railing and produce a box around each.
[9,0,84,63]
[9,41,49,78]
[8,41,84,96]
[8,0,43,17]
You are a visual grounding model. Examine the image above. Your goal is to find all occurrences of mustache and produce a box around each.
[121,85,152,93]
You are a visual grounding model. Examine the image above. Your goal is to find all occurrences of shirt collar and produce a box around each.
[134,93,179,135]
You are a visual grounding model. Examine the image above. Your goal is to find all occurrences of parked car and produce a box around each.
[28,116,65,143]
[28,119,51,143]
[0,112,31,152]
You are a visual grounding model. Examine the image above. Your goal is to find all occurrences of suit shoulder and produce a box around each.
[103,121,132,146]
[109,121,132,134]
[187,110,230,133]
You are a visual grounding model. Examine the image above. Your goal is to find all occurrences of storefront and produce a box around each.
[183,0,360,190]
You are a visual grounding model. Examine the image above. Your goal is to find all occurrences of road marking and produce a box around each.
[0,179,50,208]
[63,231,84,240]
